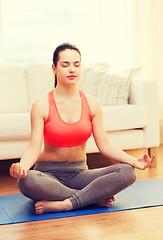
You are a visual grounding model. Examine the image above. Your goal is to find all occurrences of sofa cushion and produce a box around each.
[26,64,53,111]
[0,65,28,113]
[78,63,110,95]
[0,113,31,140]
[86,129,145,153]
[0,140,30,160]
[81,66,141,106]
[78,63,110,88]
[102,105,146,131]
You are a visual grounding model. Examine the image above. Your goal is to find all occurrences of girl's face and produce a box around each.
[52,49,81,86]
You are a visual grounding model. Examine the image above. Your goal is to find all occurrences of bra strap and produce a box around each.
[48,90,55,107]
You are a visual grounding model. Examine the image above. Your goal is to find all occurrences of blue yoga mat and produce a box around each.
[0,179,163,225]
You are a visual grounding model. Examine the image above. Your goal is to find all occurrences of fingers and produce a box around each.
[9,163,27,178]
[144,153,155,168]
[22,169,27,178]
[9,163,18,178]
[135,153,155,170]
[147,154,155,168]
[9,163,15,177]
[144,153,151,168]
[151,154,155,165]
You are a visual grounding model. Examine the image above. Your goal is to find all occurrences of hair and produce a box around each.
[53,43,81,88]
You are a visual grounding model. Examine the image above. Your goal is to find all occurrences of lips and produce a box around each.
[67,75,77,79]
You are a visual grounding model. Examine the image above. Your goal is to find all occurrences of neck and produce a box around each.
[54,84,79,98]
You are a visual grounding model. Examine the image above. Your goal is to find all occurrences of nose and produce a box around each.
[69,64,75,73]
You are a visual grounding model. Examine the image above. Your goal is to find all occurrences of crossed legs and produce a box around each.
[18,163,136,214]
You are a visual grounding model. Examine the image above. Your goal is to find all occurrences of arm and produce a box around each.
[91,98,154,170]
[10,100,45,178]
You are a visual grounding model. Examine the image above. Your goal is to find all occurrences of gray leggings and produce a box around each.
[18,161,136,210]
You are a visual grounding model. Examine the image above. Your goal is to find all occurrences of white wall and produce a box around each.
[0,0,3,63]
[131,0,163,143]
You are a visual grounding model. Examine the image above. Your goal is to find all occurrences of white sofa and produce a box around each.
[0,64,160,165]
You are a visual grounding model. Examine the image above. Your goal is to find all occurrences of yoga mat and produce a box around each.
[0,179,163,225]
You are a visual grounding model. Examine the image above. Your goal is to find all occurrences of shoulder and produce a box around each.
[83,93,102,117]
[31,93,49,121]
[31,94,48,111]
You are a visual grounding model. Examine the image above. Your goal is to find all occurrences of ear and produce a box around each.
[52,64,56,74]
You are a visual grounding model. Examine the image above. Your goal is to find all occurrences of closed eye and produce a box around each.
[61,61,81,68]
[74,61,81,67]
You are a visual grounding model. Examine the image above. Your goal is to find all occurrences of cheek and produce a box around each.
[57,69,67,79]
[77,68,81,77]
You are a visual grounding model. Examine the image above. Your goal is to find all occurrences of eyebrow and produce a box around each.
[61,61,81,64]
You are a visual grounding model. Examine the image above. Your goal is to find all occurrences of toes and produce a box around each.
[96,196,115,208]
[112,196,115,202]
[35,202,44,215]
[35,202,41,208]
[35,207,43,215]
[36,209,43,215]
[103,197,115,207]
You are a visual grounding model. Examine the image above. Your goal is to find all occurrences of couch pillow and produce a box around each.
[78,63,110,91]
[26,64,53,110]
[81,67,141,106]
[0,65,28,113]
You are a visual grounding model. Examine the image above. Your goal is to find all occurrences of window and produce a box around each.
[2,0,102,63]
[1,0,134,66]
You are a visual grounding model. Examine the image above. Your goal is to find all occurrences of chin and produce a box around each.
[68,80,78,84]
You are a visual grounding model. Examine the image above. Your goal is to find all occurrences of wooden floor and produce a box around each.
[0,146,163,240]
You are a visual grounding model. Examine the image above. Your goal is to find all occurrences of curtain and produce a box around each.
[130,0,163,142]
[0,0,3,63]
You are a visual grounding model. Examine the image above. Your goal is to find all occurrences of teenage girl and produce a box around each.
[10,43,154,215]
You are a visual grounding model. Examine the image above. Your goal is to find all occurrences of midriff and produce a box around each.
[37,141,87,162]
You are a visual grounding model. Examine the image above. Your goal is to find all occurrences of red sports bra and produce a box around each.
[44,90,93,147]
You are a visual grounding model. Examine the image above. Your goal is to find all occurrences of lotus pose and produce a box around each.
[10,43,154,215]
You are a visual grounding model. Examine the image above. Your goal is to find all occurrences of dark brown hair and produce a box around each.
[53,43,81,88]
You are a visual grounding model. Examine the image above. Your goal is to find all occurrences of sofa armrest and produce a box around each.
[129,79,160,148]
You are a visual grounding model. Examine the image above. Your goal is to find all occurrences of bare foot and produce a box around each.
[96,196,115,208]
[35,199,73,215]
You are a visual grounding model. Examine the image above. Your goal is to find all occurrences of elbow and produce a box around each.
[96,139,111,155]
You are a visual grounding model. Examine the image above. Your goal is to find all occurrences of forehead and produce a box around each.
[58,49,81,62]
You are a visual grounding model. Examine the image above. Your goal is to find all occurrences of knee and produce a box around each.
[17,170,37,198]
[120,164,136,187]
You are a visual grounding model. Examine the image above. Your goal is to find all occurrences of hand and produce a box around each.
[133,153,155,170]
[9,162,27,178]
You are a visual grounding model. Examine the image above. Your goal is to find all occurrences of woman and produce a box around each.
[10,43,154,215]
